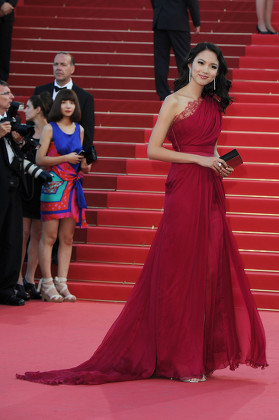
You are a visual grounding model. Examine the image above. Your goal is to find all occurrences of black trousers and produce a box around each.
[0,187,23,297]
[0,18,14,81]
[153,29,191,100]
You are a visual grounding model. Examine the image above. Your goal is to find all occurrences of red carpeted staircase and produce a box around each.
[9,0,279,310]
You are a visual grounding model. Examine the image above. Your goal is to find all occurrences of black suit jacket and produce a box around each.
[151,0,200,32]
[0,133,22,196]
[33,82,95,151]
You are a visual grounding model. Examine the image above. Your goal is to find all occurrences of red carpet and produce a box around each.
[0,302,277,419]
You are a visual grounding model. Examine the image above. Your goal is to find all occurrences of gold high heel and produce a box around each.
[37,278,64,303]
[54,276,76,302]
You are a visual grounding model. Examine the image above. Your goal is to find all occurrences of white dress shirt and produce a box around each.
[53,79,74,100]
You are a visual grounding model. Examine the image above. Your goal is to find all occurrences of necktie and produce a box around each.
[54,86,67,92]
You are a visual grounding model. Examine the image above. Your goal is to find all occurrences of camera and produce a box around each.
[10,155,52,186]
[23,160,52,185]
[2,101,35,140]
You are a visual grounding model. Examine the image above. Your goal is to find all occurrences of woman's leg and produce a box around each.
[18,217,31,284]
[265,0,276,31]
[57,218,76,279]
[25,219,42,284]
[256,0,268,31]
[38,219,63,302]
[39,219,59,279]
[54,218,77,301]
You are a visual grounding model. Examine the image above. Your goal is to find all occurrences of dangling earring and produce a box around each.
[188,68,191,83]
[213,78,216,90]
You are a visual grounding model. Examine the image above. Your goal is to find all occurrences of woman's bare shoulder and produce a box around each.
[160,93,181,117]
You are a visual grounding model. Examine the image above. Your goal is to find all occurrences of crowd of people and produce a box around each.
[0,52,95,306]
[0,0,269,386]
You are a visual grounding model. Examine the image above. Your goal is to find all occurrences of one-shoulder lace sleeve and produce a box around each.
[172,97,203,125]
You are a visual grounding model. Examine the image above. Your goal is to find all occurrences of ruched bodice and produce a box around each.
[167,96,221,155]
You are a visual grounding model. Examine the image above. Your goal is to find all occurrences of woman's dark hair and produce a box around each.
[174,42,233,112]
[47,89,81,122]
[28,91,53,119]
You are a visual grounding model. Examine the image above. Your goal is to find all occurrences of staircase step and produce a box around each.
[23,0,255,11]
[73,244,279,272]
[232,80,279,94]
[83,226,279,253]
[226,102,279,117]
[94,140,279,164]
[84,174,279,197]
[86,226,155,246]
[233,68,279,82]
[86,208,279,233]
[95,127,146,143]
[122,159,279,180]
[252,291,279,311]
[84,190,279,214]
[11,16,256,35]
[11,27,252,46]
[239,55,279,69]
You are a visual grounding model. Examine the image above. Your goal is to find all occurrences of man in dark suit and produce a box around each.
[34,51,95,152]
[0,80,24,305]
[0,0,18,81]
[150,0,200,100]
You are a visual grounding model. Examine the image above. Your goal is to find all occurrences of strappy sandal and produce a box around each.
[37,278,64,303]
[54,276,76,302]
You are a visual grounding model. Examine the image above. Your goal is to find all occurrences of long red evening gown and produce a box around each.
[17,95,268,385]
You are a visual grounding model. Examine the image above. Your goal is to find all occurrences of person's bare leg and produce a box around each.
[265,0,276,32]
[256,0,268,31]
[38,219,63,302]
[39,219,58,278]
[24,219,42,284]
[54,218,76,301]
[57,218,76,278]
[18,217,31,284]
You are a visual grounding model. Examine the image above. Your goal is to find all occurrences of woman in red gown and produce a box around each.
[17,43,268,385]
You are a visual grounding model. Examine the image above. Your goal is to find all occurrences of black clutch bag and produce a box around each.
[219,149,243,168]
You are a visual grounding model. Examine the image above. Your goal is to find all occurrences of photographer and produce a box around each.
[0,80,24,305]
[16,92,53,301]
[0,81,52,306]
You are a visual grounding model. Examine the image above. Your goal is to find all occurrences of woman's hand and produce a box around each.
[66,152,83,165]
[80,156,92,174]
[198,156,234,177]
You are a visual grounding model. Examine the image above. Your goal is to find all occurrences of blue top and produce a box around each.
[50,121,82,171]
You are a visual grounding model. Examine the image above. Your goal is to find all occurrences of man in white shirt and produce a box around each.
[34,52,95,152]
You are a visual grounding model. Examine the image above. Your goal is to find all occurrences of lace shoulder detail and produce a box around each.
[172,97,203,125]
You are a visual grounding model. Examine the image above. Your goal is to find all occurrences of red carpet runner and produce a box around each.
[8,0,279,310]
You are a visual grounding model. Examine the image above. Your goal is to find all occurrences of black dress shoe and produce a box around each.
[0,294,25,306]
[15,284,30,301]
[23,278,41,300]
[268,29,278,34]
[257,25,270,34]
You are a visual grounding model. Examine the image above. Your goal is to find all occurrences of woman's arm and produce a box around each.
[147,96,200,164]
[36,124,82,167]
